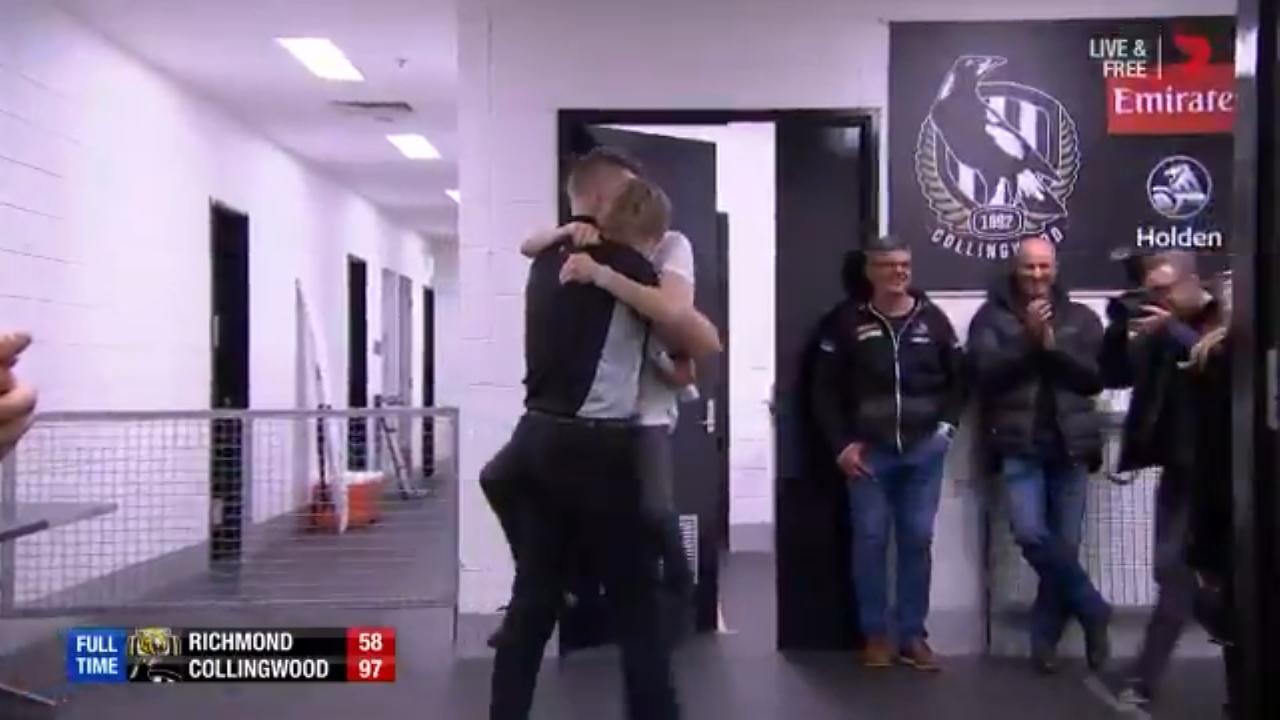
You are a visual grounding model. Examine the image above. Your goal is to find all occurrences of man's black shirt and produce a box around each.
[523,239,659,418]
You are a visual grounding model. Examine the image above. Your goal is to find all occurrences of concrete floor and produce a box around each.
[2,553,1229,719]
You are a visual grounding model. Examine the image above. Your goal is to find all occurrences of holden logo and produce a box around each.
[1136,154,1223,250]
[1147,155,1212,219]
[916,55,1081,260]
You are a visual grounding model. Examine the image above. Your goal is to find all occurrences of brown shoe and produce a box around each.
[861,636,893,668]
[898,639,941,672]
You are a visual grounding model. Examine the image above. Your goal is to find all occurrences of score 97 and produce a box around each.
[346,627,396,683]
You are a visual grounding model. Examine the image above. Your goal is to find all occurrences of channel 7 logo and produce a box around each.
[1089,31,1213,79]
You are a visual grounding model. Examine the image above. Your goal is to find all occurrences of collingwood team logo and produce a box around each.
[916,55,1081,260]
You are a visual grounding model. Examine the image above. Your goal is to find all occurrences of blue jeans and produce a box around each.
[1001,455,1110,650]
[846,434,948,644]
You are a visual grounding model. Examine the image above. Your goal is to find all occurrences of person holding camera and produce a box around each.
[1088,251,1224,713]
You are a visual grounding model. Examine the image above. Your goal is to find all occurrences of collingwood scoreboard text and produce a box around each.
[66,627,396,683]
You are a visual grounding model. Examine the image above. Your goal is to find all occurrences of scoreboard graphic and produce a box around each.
[66,626,396,684]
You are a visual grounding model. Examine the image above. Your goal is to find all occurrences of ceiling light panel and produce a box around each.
[387,134,441,160]
[277,38,364,82]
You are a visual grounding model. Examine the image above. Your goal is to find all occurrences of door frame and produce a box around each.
[555,108,881,514]
[556,109,880,638]
[1228,0,1279,714]
[557,110,879,244]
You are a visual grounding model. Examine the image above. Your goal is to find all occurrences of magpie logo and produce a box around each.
[916,55,1081,261]
[1147,155,1212,219]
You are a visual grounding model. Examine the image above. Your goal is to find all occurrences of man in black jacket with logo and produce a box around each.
[967,235,1111,674]
[810,233,966,671]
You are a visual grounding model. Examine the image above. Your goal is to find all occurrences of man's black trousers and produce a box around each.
[486,413,679,720]
[482,421,693,593]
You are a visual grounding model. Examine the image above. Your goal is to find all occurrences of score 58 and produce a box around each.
[346,627,396,683]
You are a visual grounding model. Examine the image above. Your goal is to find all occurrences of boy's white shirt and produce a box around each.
[636,231,699,429]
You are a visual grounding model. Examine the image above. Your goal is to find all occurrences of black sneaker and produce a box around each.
[1085,672,1152,718]
[1084,614,1112,671]
[1031,643,1059,675]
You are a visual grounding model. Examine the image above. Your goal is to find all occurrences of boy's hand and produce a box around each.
[666,357,696,387]
[560,253,606,286]
[556,221,601,249]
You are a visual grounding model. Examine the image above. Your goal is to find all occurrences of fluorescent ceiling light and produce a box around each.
[445,189,461,204]
[276,38,364,82]
[386,134,441,160]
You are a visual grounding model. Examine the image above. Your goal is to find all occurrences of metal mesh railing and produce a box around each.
[987,413,1163,616]
[983,410,1210,656]
[0,407,458,617]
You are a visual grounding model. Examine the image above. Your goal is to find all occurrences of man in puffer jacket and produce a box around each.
[967,236,1112,675]
[810,233,966,672]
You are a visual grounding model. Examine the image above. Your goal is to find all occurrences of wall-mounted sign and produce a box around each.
[890,17,1234,290]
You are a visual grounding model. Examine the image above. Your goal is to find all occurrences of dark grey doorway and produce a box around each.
[348,256,369,470]
[422,285,436,478]
[773,116,877,652]
[556,109,878,655]
[209,201,250,568]
[556,123,728,651]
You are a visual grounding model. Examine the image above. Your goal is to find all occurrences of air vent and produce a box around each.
[332,100,414,113]
[331,101,415,123]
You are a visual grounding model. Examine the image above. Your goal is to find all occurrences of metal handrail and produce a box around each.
[31,406,459,423]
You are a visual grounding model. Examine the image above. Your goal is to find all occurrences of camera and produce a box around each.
[1114,288,1153,318]
[1109,246,1154,282]
[1106,247,1156,323]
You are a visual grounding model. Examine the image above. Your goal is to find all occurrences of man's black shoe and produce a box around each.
[1084,614,1113,672]
[1030,643,1059,675]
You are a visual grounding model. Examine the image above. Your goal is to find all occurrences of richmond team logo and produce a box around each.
[916,55,1082,260]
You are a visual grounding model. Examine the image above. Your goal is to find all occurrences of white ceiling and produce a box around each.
[57,0,458,237]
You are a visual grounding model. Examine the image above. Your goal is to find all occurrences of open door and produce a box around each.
[773,116,876,651]
[557,124,728,652]
[209,202,250,570]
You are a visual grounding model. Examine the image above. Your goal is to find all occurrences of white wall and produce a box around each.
[455,0,1233,626]
[610,123,778,540]
[0,1,434,601]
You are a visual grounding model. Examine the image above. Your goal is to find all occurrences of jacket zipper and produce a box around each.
[867,301,924,454]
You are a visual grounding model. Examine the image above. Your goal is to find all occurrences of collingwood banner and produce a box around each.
[889,17,1234,290]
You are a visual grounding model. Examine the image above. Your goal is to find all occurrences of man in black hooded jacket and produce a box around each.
[967,236,1111,674]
